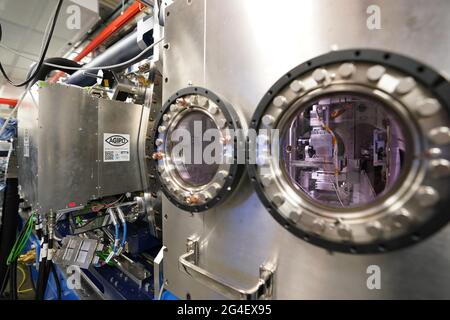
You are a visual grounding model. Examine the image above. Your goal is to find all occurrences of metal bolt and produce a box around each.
[158,126,167,133]
[416,186,439,207]
[217,118,227,128]
[262,115,275,127]
[338,63,355,78]
[429,159,450,178]
[272,194,285,207]
[312,220,325,234]
[427,148,442,157]
[163,114,171,122]
[395,77,416,95]
[416,98,441,117]
[392,209,411,228]
[273,96,287,108]
[216,170,228,180]
[152,152,164,160]
[155,138,163,146]
[170,104,178,112]
[366,221,383,237]
[261,175,273,187]
[367,65,386,82]
[176,97,189,107]
[208,104,218,114]
[312,68,328,82]
[185,194,200,205]
[288,211,301,224]
[289,80,304,93]
[337,224,352,239]
[428,126,450,145]
[206,184,220,197]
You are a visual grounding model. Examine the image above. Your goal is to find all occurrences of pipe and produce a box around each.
[76,1,146,62]
[0,98,18,107]
[66,27,153,87]
[50,1,147,83]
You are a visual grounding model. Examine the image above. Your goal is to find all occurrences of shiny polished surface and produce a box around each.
[17,85,149,213]
[163,0,450,298]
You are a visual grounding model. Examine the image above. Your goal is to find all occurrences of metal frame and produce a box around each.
[152,87,245,212]
[248,49,450,253]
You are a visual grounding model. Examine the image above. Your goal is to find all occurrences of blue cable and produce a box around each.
[121,222,127,249]
[113,223,119,253]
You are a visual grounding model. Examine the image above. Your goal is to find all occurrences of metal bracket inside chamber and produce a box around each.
[178,237,275,300]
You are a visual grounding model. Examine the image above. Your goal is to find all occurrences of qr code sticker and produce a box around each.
[105,151,115,161]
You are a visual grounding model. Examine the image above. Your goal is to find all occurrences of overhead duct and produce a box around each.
[66,17,154,87]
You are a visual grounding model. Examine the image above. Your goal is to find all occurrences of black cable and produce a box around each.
[35,261,45,300]
[0,0,64,87]
[10,260,17,300]
[0,265,10,297]
[35,234,47,300]
[0,178,19,289]
[31,57,83,85]
[42,237,53,299]
[1,226,34,300]
[50,263,61,300]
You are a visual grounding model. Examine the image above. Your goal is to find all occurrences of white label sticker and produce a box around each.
[103,133,130,162]
[23,129,30,158]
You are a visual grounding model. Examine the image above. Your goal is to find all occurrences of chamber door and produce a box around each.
[152,87,244,212]
[248,49,450,253]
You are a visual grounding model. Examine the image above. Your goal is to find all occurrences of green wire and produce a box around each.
[7,213,35,265]
[13,225,33,257]
[7,220,32,264]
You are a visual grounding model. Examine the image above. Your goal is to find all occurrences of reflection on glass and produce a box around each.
[170,111,219,187]
[280,93,407,208]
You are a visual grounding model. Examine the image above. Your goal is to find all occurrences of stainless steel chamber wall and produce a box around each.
[17,85,149,213]
[161,0,450,299]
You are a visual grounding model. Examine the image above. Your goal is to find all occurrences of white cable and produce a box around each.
[0,37,164,72]
[157,282,165,300]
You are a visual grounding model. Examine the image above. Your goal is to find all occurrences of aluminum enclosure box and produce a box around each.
[17,85,149,213]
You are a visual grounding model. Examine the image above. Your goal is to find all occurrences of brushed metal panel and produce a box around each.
[17,89,39,208]
[163,0,206,100]
[38,85,98,212]
[162,196,225,300]
[163,0,450,299]
[17,85,147,213]
[98,99,147,197]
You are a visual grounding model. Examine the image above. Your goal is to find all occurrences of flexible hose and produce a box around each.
[121,222,127,249]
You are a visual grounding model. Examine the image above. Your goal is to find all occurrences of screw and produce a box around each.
[367,65,385,82]
[338,63,356,78]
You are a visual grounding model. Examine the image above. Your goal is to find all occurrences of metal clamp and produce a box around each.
[179,238,275,300]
